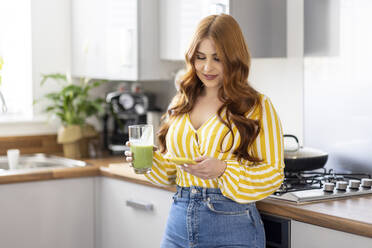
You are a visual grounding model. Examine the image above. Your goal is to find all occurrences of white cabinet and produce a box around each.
[72,0,181,81]
[291,220,372,248]
[160,0,229,60]
[0,178,94,248]
[95,177,173,248]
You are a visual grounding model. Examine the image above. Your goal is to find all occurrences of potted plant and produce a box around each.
[39,73,107,158]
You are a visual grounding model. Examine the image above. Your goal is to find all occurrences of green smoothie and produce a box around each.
[130,145,153,173]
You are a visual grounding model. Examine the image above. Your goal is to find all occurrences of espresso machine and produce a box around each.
[103,83,159,154]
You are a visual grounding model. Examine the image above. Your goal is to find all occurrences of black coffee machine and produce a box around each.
[103,83,158,154]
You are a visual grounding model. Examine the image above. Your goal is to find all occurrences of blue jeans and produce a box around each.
[161,186,266,248]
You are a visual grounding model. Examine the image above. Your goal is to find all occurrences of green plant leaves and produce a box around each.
[39,73,107,126]
[40,73,68,86]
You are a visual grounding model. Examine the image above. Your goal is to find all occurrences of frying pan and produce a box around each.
[284,134,328,172]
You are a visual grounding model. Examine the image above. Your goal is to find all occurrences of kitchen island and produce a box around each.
[1,156,371,247]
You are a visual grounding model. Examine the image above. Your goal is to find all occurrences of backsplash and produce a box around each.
[304,1,372,175]
[0,134,62,156]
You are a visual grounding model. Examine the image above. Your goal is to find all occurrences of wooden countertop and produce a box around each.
[257,197,372,238]
[0,156,371,238]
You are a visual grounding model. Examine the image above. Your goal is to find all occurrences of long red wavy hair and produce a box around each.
[157,14,262,162]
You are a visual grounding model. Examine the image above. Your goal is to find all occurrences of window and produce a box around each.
[0,0,33,118]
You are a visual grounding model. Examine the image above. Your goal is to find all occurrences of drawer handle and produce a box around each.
[126,199,154,211]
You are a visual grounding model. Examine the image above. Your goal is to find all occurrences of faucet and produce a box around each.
[0,90,7,113]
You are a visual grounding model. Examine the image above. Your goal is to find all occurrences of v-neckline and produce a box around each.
[186,112,217,132]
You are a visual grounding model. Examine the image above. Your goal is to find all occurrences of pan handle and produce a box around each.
[283,134,300,152]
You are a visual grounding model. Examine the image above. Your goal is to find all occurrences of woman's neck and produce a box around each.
[202,85,220,99]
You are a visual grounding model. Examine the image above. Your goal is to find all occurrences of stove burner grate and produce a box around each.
[274,168,371,195]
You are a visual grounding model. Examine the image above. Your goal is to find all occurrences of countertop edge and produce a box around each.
[257,199,372,238]
[99,167,177,193]
[0,166,100,184]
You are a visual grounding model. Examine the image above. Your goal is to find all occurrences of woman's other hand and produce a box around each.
[180,156,226,180]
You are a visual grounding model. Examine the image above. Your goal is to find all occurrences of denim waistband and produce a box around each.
[176,185,256,206]
[176,185,221,199]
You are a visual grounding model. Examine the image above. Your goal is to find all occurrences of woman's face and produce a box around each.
[194,38,224,89]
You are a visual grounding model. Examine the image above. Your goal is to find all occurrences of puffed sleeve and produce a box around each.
[217,96,285,203]
[144,150,177,186]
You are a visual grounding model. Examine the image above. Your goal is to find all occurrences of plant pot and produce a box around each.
[62,138,91,159]
[57,124,99,159]
[79,138,89,158]
[57,125,83,159]
[62,142,83,159]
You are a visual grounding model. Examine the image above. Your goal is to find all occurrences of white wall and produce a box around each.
[250,58,303,142]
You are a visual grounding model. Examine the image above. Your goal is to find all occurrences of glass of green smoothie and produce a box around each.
[128,124,154,174]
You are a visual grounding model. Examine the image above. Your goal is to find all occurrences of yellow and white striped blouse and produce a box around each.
[145,94,285,203]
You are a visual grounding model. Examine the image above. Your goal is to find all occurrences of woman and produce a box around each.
[126,14,284,248]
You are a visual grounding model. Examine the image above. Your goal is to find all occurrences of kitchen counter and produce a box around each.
[0,156,124,184]
[257,196,372,238]
[0,156,371,238]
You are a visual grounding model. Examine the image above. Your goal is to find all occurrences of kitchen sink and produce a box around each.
[0,153,88,171]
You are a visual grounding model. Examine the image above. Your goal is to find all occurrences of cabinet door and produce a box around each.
[0,178,94,248]
[72,0,138,80]
[96,177,173,248]
[291,220,372,248]
[72,0,106,79]
[104,0,138,80]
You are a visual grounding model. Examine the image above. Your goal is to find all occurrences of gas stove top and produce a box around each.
[269,169,372,203]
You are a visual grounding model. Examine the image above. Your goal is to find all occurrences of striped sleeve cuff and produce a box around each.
[217,159,284,203]
[144,150,177,186]
[217,160,245,202]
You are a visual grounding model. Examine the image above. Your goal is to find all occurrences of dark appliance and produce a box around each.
[284,134,328,172]
[261,213,291,248]
[103,90,157,154]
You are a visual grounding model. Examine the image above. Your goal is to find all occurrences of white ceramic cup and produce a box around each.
[7,149,20,170]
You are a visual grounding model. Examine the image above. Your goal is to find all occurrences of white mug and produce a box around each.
[7,149,20,170]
